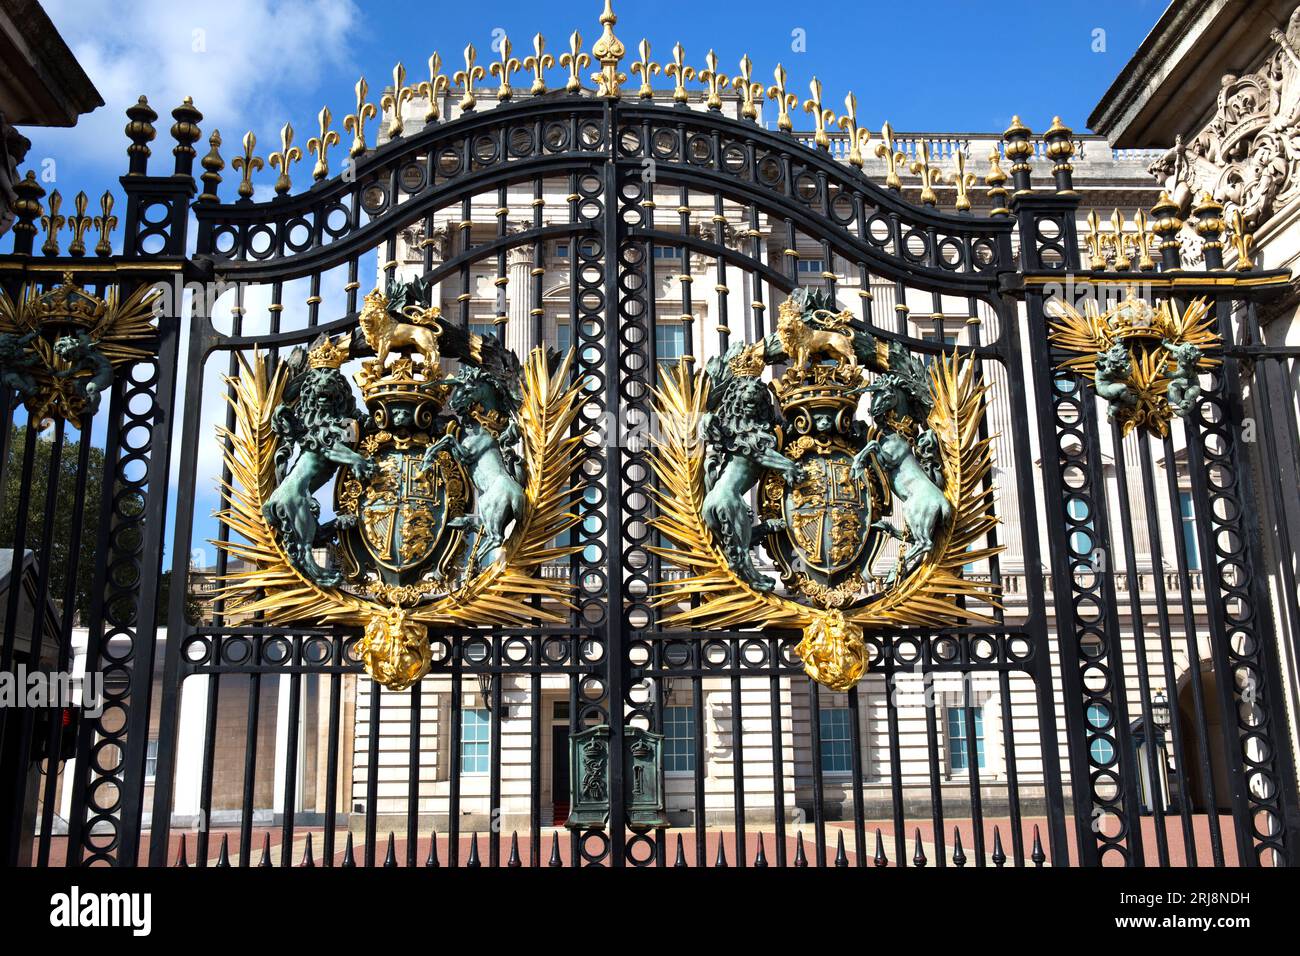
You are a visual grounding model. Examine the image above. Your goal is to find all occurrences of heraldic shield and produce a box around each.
[650,288,1002,692]
[211,276,588,691]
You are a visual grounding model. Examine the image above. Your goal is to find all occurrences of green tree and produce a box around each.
[156,569,202,628]
[0,425,104,622]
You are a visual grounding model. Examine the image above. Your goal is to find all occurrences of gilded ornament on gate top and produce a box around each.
[213,275,588,691]
[0,274,159,427]
[649,287,1002,691]
[1047,288,1221,437]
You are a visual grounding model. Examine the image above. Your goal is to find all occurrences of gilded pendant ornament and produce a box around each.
[649,289,1001,691]
[1047,289,1220,437]
[0,274,159,427]
[213,277,587,690]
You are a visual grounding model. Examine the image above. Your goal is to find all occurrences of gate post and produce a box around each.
[64,98,196,865]
[1010,118,1147,866]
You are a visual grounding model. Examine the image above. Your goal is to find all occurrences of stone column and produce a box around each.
[506,241,536,356]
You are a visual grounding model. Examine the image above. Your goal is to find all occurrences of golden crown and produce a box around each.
[354,354,450,408]
[727,342,766,377]
[1105,287,1172,341]
[308,334,349,369]
[28,273,106,329]
[772,362,865,415]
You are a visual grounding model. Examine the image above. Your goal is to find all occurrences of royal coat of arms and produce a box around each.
[1047,287,1220,437]
[215,277,586,690]
[0,273,158,427]
[649,288,1001,691]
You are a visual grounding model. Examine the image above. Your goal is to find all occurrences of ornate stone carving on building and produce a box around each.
[1149,6,1300,230]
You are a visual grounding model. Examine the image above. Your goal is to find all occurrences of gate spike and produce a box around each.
[794,831,807,867]
[834,830,848,867]
[951,828,966,867]
[216,833,231,868]
[549,832,564,867]
[873,828,887,867]
[467,832,482,867]
[508,831,521,867]
[991,826,1006,867]
[753,833,768,868]
[713,834,728,868]
[258,831,272,867]
[426,827,440,867]
[383,832,397,867]
[912,828,927,867]
[173,833,188,867]
[342,831,356,867]
[1031,825,1045,867]
[672,833,687,867]
[300,832,315,867]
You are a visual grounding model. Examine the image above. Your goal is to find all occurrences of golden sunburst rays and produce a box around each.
[1047,294,1220,437]
[0,278,160,427]
[647,352,1003,690]
[211,346,589,687]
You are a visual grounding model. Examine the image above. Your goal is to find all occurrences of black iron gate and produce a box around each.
[2,2,1298,868]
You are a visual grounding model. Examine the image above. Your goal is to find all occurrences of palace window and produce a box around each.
[145,739,158,781]
[469,320,496,340]
[655,322,687,362]
[1178,491,1200,571]
[946,706,985,772]
[554,241,598,259]
[461,708,491,774]
[653,245,682,260]
[797,257,825,275]
[663,705,696,774]
[819,706,853,774]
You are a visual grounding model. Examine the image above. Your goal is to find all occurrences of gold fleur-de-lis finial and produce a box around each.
[875,121,905,190]
[697,50,729,111]
[524,34,554,95]
[630,39,660,99]
[307,106,340,182]
[732,54,764,121]
[414,53,451,123]
[1084,209,1107,270]
[909,140,942,205]
[66,191,93,256]
[40,189,64,256]
[1228,207,1255,271]
[1132,209,1156,271]
[559,31,590,93]
[803,77,835,149]
[343,77,378,157]
[837,92,872,168]
[380,63,414,138]
[231,131,264,199]
[490,35,521,101]
[268,122,303,195]
[949,149,976,213]
[93,191,118,257]
[1107,208,1132,271]
[664,42,694,105]
[767,63,798,132]
[454,44,487,112]
[590,0,627,98]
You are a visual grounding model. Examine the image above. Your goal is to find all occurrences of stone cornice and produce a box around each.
[1089,0,1292,146]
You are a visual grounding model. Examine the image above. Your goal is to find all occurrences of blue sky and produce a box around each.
[29,0,1168,193]
[19,0,1169,567]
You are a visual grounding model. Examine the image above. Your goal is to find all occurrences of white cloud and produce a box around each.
[33,0,359,177]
